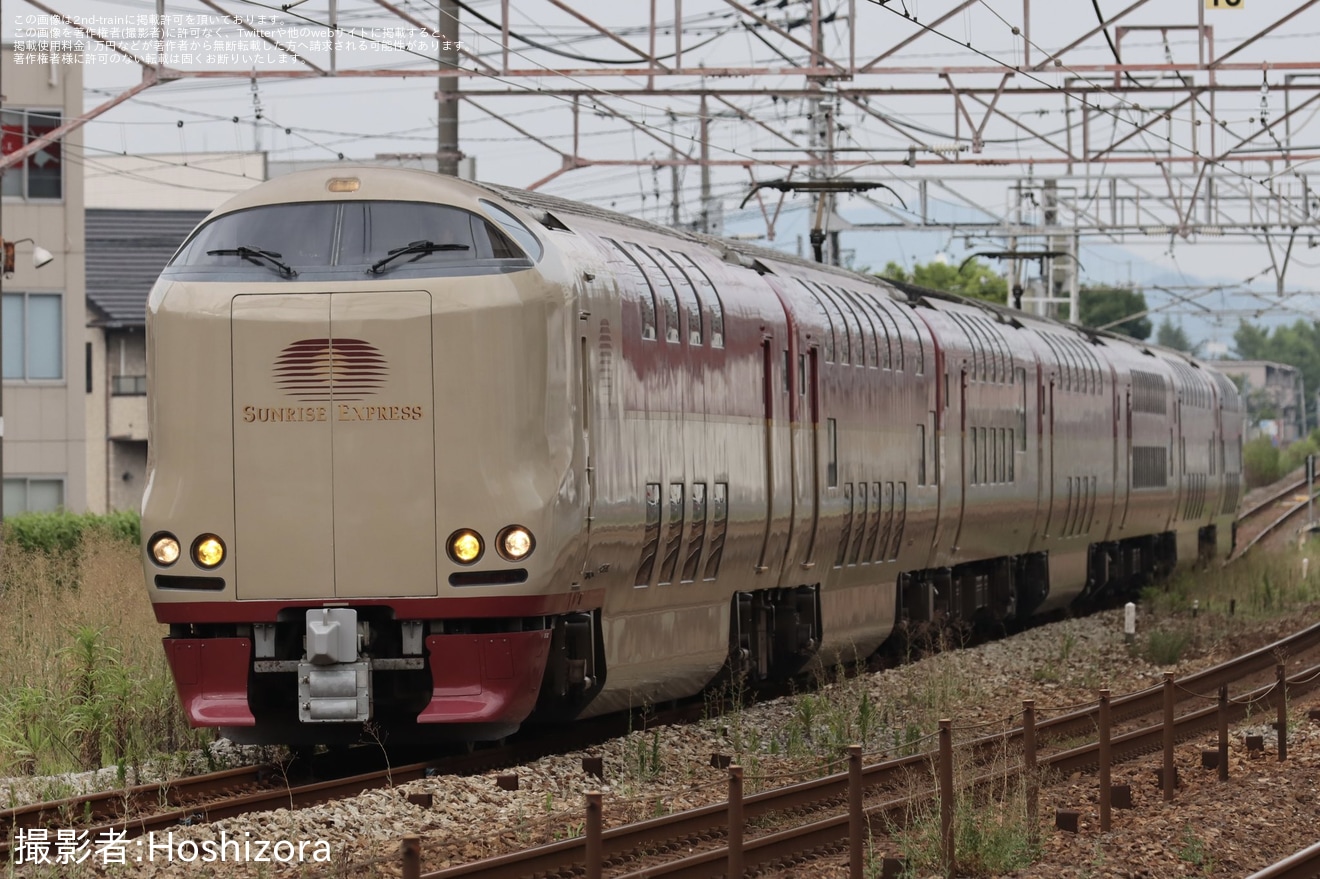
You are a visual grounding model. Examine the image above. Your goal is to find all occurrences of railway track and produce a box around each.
[405,620,1320,878]
[1230,468,1320,562]
[0,694,712,861]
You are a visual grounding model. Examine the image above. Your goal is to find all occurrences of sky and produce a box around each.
[6,0,1320,353]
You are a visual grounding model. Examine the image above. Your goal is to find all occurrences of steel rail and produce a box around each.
[420,628,1320,879]
[1246,841,1320,879]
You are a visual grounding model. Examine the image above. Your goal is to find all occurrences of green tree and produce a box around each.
[1156,319,1193,352]
[1233,319,1320,410]
[1077,285,1152,340]
[880,259,1008,305]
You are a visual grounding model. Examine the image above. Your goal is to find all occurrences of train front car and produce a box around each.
[143,168,596,744]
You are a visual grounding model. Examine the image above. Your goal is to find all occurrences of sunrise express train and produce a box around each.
[142,167,1244,744]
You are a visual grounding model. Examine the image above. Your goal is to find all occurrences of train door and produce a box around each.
[231,292,438,601]
[762,275,816,576]
[1120,384,1133,530]
[578,311,597,579]
[1032,373,1056,548]
[756,334,792,582]
[329,292,437,598]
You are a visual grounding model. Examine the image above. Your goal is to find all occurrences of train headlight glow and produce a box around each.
[192,535,226,568]
[448,529,483,565]
[149,533,180,566]
[497,526,535,562]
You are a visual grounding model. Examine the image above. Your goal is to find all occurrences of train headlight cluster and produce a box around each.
[497,526,535,561]
[193,535,226,568]
[149,532,227,569]
[446,526,536,566]
[149,533,181,566]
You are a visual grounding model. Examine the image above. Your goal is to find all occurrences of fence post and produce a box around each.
[849,744,863,879]
[1218,685,1229,782]
[1162,672,1176,802]
[1023,699,1038,848]
[1277,664,1288,762]
[401,835,421,879]
[1098,688,1111,832]
[585,791,602,879]
[728,765,744,879]
[939,719,954,879]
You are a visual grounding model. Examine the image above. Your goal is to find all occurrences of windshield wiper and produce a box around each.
[370,240,470,274]
[206,246,298,277]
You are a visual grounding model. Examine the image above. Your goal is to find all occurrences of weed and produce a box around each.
[1144,628,1192,666]
[1178,823,1216,872]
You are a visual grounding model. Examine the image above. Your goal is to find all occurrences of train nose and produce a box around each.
[231,291,438,599]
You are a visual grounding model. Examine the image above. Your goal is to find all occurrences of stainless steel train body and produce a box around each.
[142,167,1244,743]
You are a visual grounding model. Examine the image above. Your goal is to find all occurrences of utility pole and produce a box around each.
[699,94,711,234]
[669,111,681,227]
[807,0,836,265]
[437,0,460,176]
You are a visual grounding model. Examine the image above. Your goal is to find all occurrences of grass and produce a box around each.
[0,526,211,782]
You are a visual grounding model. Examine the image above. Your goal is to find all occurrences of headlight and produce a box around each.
[497,526,535,562]
[149,533,180,566]
[448,529,483,565]
[192,534,226,568]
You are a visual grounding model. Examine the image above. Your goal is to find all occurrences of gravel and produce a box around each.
[13,601,1320,878]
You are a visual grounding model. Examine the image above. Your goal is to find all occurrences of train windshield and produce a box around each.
[169,201,530,277]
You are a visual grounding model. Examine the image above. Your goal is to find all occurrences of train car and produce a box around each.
[141,166,1244,744]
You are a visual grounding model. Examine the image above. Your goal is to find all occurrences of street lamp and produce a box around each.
[2,237,54,275]
[0,236,55,524]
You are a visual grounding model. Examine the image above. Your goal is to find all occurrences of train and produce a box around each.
[141,166,1245,744]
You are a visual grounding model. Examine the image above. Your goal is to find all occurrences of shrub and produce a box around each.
[3,510,140,554]
[1243,436,1281,489]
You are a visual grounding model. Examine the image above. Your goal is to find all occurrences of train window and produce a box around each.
[1017,367,1028,450]
[629,244,681,343]
[478,200,544,260]
[656,250,704,346]
[971,428,979,485]
[605,239,657,341]
[827,419,839,487]
[833,286,878,368]
[850,483,869,565]
[636,483,661,587]
[675,252,724,348]
[865,482,882,562]
[799,353,807,396]
[877,297,904,371]
[836,484,854,568]
[659,483,685,584]
[917,424,927,485]
[172,201,528,274]
[704,483,728,580]
[356,201,520,264]
[796,279,836,362]
[853,291,892,369]
[1007,430,1015,482]
[891,483,906,561]
[683,484,707,582]
[174,203,339,269]
[877,482,894,562]
[813,283,853,364]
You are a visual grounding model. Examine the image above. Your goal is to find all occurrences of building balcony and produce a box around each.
[109,375,147,440]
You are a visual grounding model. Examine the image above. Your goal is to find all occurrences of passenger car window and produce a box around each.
[478,200,544,260]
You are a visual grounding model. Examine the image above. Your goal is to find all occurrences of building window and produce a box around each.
[111,375,148,396]
[3,477,64,513]
[3,292,63,380]
[1,108,63,199]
